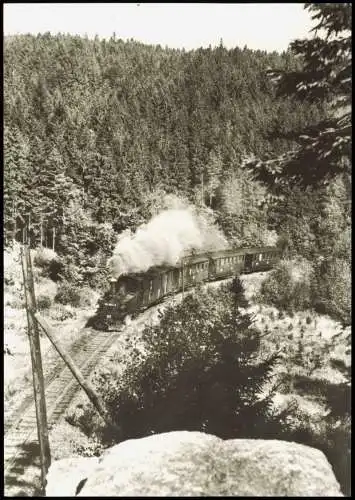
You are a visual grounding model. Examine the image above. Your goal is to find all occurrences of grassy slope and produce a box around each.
[49,272,350,463]
[5,244,350,483]
[4,243,99,420]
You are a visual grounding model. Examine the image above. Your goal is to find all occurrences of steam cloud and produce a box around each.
[108,198,229,278]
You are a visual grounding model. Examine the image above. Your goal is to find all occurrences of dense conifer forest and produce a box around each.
[5,34,324,236]
[4,27,350,325]
[5,30,350,322]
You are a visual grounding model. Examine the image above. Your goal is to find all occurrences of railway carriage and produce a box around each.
[179,254,210,288]
[208,249,246,280]
[244,246,280,273]
[92,245,282,330]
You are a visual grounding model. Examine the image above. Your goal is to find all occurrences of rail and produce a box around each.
[4,325,124,497]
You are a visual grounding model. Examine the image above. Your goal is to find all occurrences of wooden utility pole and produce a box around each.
[21,245,51,495]
[33,313,110,424]
[201,173,204,206]
[52,227,56,252]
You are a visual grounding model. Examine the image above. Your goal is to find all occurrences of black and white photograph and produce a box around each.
[3,2,351,497]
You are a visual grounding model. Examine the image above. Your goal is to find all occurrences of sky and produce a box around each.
[3,3,313,53]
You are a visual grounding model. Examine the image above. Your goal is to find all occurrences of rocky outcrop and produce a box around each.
[46,456,98,496]
[46,431,343,497]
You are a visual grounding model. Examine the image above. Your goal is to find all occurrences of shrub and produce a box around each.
[277,397,351,496]
[4,242,23,287]
[87,279,283,445]
[33,247,58,267]
[54,282,81,307]
[49,421,104,461]
[311,258,351,326]
[35,277,58,302]
[321,419,351,496]
[36,294,52,310]
[258,259,312,313]
[78,286,98,308]
[50,304,77,321]
[33,247,64,281]
[6,294,25,309]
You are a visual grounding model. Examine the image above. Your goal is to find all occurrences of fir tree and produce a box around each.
[246,3,351,188]
[94,282,280,442]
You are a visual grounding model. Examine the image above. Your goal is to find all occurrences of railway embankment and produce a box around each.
[4,241,350,496]
[51,271,350,495]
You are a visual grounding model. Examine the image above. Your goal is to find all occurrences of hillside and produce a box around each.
[4,34,325,247]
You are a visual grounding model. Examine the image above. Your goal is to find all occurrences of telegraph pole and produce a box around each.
[34,313,110,423]
[21,243,51,495]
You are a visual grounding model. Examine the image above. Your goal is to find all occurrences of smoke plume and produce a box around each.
[108,197,228,278]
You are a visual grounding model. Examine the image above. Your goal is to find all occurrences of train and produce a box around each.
[92,246,281,331]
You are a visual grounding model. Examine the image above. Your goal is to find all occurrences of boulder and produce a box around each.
[46,431,343,497]
[46,456,98,497]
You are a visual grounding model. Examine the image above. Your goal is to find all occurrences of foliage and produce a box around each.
[4,33,325,248]
[33,247,58,267]
[279,404,350,496]
[281,366,351,496]
[33,247,64,282]
[4,241,24,287]
[246,3,351,188]
[259,173,350,323]
[258,259,312,313]
[54,281,82,307]
[311,257,351,326]
[259,253,350,325]
[54,196,117,287]
[49,304,77,321]
[256,304,351,496]
[215,165,272,246]
[36,294,52,310]
[82,279,283,444]
[49,421,104,461]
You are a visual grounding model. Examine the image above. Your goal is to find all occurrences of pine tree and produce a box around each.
[96,282,280,441]
[246,3,351,188]
[205,149,223,207]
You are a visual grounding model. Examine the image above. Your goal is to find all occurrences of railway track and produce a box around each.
[4,276,241,497]
[4,324,124,497]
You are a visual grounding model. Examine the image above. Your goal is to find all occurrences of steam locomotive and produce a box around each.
[92,246,281,331]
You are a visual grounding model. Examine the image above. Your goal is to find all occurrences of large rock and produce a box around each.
[46,456,98,496]
[46,431,343,497]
